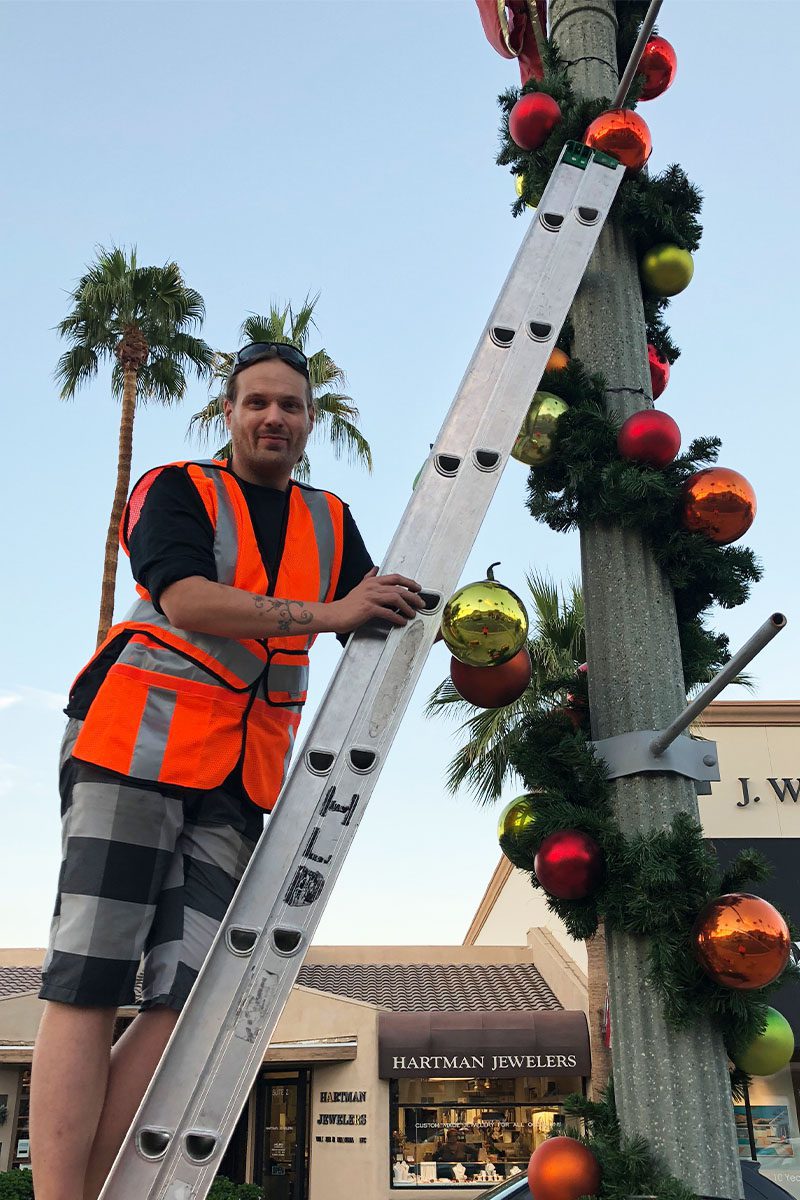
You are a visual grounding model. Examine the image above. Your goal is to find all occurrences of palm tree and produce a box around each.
[188,295,372,480]
[427,573,613,1095]
[56,246,214,646]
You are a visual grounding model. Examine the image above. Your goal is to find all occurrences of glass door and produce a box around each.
[255,1071,309,1200]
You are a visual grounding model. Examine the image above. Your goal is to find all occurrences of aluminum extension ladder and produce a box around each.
[100,140,624,1200]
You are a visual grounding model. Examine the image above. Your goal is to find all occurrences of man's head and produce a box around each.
[223,343,314,489]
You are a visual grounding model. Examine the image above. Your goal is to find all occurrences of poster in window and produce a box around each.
[734,1106,794,1160]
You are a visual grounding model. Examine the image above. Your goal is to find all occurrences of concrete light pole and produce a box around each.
[547,2,743,1195]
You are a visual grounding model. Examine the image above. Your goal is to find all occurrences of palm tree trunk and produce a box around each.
[585,920,611,1097]
[96,367,137,647]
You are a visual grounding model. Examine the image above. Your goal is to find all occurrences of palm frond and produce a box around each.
[55,344,100,399]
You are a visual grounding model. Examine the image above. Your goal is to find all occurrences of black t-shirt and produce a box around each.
[67,465,374,721]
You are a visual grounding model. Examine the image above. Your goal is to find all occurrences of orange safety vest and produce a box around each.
[70,460,345,811]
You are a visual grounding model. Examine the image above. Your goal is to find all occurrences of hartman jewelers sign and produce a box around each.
[378,1011,592,1079]
[390,1053,578,1074]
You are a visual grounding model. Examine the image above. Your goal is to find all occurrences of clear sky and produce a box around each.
[1,1,798,949]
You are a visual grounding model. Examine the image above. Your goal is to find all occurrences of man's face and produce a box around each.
[224,357,314,488]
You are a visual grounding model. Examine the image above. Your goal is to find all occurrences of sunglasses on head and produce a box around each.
[230,342,310,379]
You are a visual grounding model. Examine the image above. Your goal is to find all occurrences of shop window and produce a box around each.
[389,1076,581,1188]
[11,1070,30,1171]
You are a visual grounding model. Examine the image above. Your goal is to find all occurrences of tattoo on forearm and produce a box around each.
[252,595,313,633]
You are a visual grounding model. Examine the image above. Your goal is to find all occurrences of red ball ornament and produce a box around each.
[509,92,562,150]
[534,830,604,900]
[527,1137,601,1200]
[681,467,757,544]
[618,409,681,469]
[693,893,791,990]
[584,108,652,173]
[648,343,670,398]
[450,649,532,709]
[638,36,678,101]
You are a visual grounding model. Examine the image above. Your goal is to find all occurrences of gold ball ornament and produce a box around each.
[692,893,791,990]
[511,392,569,466]
[441,563,529,667]
[734,1007,795,1077]
[640,243,694,297]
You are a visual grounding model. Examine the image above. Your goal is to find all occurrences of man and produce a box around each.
[30,342,424,1200]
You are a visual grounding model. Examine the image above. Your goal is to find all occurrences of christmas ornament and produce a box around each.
[640,244,694,296]
[547,347,569,372]
[681,467,756,545]
[511,392,568,466]
[497,794,536,842]
[534,829,604,900]
[527,1136,601,1200]
[648,343,670,398]
[583,108,651,173]
[509,92,562,150]
[442,563,529,667]
[692,893,791,990]
[498,794,536,870]
[638,36,678,101]
[734,1007,795,1077]
[617,409,681,468]
[451,648,531,708]
[514,174,537,210]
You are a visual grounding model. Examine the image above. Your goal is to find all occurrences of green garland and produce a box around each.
[484,0,797,1094]
[530,358,761,690]
[500,712,799,1062]
[496,41,702,363]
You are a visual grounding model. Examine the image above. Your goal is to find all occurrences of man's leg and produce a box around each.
[36,726,187,1200]
[82,1006,179,1200]
[30,1001,117,1200]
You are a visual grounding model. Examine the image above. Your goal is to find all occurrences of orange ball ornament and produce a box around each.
[692,893,791,991]
[681,467,756,545]
[547,347,569,371]
[584,108,652,173]
[527,1137,601,1200]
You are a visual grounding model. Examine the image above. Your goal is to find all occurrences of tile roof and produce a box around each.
[0,962,561,1013]
[296,962,561,1012]
[0,967,41,998]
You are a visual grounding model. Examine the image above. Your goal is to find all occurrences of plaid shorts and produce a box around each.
[39,719,263,1012]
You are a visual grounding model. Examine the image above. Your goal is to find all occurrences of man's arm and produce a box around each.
[161,567,425,640]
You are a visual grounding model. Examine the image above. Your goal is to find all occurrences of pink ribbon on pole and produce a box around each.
[475,0,548,83]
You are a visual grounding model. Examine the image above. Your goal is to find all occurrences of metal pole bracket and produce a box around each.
[591,731,720,784]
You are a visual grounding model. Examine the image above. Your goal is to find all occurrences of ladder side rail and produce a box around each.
[99,150,623,1200]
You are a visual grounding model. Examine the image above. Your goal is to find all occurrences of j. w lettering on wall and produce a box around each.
[737,778,800,806]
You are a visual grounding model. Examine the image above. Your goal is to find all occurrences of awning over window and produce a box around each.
[378,1011,590,1079]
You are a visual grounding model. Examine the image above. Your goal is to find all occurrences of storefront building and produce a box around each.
[465,700,800,1199]
[0,944,590,1196]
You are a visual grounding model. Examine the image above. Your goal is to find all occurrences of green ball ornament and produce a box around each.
[734,1007,795,1077]
[441,562,529,667]
[498,795,536,869]
[640,243,694,297]
[511,392,569,466]
[514,174,537,211]
[497,795,535,842]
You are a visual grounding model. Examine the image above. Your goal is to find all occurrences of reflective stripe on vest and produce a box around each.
[71,460,344,809]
